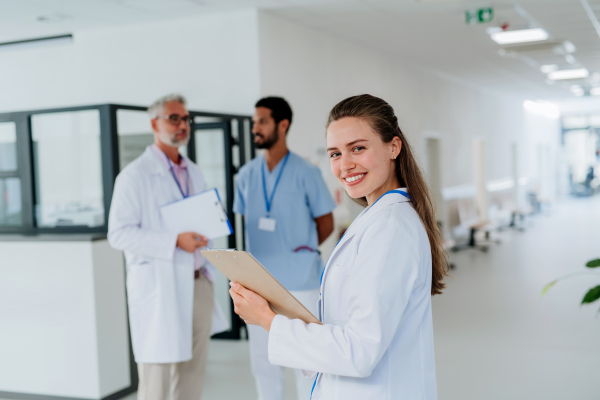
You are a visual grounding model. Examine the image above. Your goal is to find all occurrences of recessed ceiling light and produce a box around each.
[491,28,549,44]
[563,41,576,53]
[547,68,589,80]
[565,54,576,64]
[540,64,559,73]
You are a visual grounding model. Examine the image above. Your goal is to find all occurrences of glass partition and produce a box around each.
[195,127,228,208]
[117,109,188,171]
[0,178,21,226]
[194,123,231,322]
[31,110,104,227]
[0,122,17,172]
[116,109,155,170]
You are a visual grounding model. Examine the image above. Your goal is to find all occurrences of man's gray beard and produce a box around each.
[159,131,190,148]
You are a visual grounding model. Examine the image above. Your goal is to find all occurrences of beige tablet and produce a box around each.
[201,250,321,325]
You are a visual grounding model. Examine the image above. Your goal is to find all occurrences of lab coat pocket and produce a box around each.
[126,262,159,304]
[324,263,352,324]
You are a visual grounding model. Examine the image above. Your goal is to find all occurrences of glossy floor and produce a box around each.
[5,196,600,400]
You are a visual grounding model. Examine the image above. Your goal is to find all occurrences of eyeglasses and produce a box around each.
[156,114,193,126]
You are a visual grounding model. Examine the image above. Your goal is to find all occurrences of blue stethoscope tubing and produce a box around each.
[310,189,410,399]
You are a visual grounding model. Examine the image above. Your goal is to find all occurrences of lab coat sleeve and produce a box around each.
[108,172,178,260]
[268,217,420,378]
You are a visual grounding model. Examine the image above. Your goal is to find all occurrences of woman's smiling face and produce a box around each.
[327,117,401,205]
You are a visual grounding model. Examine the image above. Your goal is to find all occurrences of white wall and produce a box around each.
[0,239,129,398]
[256,11,562,229]
[0,10,261,115]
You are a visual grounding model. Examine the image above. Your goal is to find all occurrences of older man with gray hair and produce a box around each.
[108,94,225,400]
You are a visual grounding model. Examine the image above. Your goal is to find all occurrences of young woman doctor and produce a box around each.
[230,94,448,400]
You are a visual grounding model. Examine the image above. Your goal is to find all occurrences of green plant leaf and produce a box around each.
[541,280,558,297]
[585,259,600,268]
[581,285,600,304]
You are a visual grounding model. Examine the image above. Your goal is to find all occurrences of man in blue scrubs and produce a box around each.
[234,97,335,400]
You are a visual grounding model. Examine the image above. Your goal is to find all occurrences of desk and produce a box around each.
[0,235,132,400]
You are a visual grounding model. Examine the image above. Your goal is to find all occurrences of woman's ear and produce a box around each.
[391,137,402,159]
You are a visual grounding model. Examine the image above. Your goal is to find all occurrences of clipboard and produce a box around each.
[160,188,233,240]
[201,250,321,325]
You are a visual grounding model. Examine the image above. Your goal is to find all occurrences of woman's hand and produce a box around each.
[229,282,276,332]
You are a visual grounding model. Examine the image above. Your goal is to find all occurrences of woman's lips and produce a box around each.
[343,173,366,186]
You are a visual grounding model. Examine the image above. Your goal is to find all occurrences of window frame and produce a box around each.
[0,104,254,238]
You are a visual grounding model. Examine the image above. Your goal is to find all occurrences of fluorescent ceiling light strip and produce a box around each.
[491,28,548,44]
[0,34,73,52]
[548,68,589,80]
[540,64,559,73]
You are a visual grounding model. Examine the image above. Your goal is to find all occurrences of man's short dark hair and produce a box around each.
[255,97,293,132]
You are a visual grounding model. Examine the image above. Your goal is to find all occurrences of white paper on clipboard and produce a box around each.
[159,188,233,240]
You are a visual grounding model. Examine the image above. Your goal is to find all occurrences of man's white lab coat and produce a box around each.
[108,146,227,364]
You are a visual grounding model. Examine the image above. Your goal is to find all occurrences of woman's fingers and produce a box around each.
[229,281,252,298]
[230,282,267,306]
[229,288,246,316]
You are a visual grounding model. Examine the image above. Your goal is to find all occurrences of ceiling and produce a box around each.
[1,0,599,100]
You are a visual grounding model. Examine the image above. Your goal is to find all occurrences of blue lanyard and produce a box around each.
[261,152,290,216]
[165,154,190,198]
[311,188,410,400]
[371,189,411,206]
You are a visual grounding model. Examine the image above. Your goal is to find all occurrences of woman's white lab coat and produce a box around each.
[268,190,438,399]
[108,147,227,364]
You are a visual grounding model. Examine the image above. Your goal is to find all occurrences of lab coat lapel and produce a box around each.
[141,146,169,177]
[182,153,204,195]
[322,189,411,283]
[142,146,193,201]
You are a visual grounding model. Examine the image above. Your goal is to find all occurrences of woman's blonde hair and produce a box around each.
[327,94,448,295]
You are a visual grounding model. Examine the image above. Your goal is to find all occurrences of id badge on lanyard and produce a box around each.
[258,217,276,232]
[259,152,290,232]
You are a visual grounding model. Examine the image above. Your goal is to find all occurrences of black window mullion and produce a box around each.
[16,112,34,232]
[99,105,119,228]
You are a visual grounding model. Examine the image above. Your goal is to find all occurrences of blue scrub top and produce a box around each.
[233,152,336,291]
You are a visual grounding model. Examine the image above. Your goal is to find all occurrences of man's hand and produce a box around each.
[229,282,276,332]
[176,232,208,253]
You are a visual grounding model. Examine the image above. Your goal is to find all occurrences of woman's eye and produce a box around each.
[353,146,365,152]
[329,152,340,158]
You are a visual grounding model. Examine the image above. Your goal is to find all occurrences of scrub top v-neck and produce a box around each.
[234,152,336,291]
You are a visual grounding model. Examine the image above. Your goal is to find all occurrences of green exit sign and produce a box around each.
[466,7,494,25]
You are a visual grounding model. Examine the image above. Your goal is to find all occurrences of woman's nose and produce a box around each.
[340,154,354,173]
